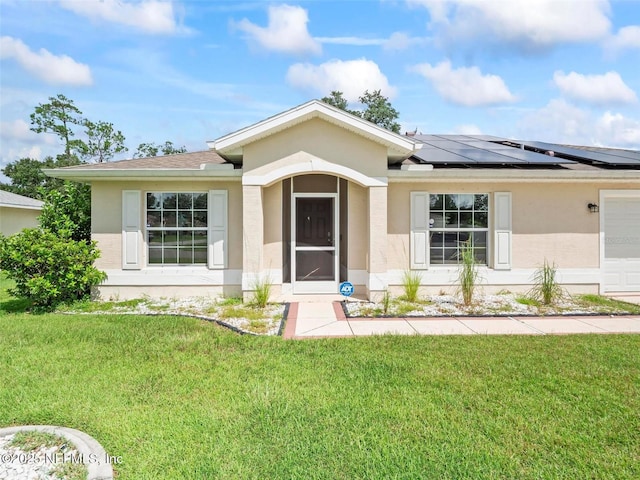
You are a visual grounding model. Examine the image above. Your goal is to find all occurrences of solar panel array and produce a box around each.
[519,140,640,166]
[410,135,640,167]
[412,135,574,166]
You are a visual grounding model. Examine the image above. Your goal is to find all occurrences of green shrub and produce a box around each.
[0,228,106,309]
[38,182,91,242]
[457,239,480,306]
[401,270,422,303]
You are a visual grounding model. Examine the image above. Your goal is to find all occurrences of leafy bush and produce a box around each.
[457,239,480,306]
[38,182,91,242]
[0,228,106,309]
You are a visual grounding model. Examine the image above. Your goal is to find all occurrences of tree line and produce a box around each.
[1,94,186,200]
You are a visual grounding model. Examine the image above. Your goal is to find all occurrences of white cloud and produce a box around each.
[0,36,92,86]
[553,71,637,105]
[59,0,185,35]
[0,119,37,142]
[454,124,483,135]
[234,4,321,55]
[518,99,640,149]
[605,25,640,53]
[383,32,429,51]
[408,0,611,50]
[286,59,396,101]
[596,111,640,147]
[519,99,590,142]
[410,60,516,106]
[314,32,427,50]
[315,36,385,46]
[0,119,59,173]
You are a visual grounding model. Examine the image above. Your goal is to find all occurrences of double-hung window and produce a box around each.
[429,193,488,265]
[146,192,208,265]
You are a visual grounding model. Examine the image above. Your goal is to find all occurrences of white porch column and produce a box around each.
[242,185,263,299]
[368,185,388,300]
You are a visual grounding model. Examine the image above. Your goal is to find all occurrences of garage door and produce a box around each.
[603,195,640,292]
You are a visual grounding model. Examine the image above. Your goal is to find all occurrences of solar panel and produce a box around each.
[521,141,640,166]
[454,149,528,164]
[413,135,442,141]
[413,136,575,165]
[457,140,575,164]
[461,134,507,142]
[455,141,515,149]
[412,148,478,164]
[492,148,573,164]
[432,135,480,141]
[412,134,640,168]
[587,148,640,161]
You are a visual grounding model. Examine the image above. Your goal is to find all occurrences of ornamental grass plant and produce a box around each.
[401,270,422,303]
[457,239,481,306]
[529,259,565,305]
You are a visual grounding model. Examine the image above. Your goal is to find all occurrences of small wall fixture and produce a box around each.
[588,203,599,213]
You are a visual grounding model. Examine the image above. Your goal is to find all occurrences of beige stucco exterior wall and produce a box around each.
[0,206,41,236]
[387,181,639,272]
[262,182,282,274]
[91,180,242,270]
[243,117,388,178]
[347,182,367,271]
[512,183,597,268]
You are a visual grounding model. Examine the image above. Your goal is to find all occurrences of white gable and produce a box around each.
[208,100,421,163]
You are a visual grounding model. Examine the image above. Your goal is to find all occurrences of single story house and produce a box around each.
[46,100,640,300]
[0,190,44,237]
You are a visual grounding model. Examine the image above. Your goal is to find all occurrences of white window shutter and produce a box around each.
[494,192,512,270]
[410,192,430,269]
[122,190,142,270]
[208,190,228,269]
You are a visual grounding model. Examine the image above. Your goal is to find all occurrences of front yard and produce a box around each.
[1,279,639,479]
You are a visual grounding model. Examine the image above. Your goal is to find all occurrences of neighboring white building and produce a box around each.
[0,190,44,237]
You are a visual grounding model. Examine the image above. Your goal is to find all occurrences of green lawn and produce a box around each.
[0,273,31,313]
[1,308,639,479]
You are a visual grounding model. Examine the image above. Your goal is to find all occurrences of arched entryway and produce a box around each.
[242,153,389,300]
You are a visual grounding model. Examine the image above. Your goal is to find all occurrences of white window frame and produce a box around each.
[428,193,490,266]
[145,191,209,267]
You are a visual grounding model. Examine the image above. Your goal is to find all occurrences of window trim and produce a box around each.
[428,193,489,266]
[411,192,493,269]
[145,191,209,267]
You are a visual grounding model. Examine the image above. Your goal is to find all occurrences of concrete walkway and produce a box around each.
[283,301,640,339]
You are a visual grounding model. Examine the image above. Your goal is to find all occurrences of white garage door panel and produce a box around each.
[603,196,640,292]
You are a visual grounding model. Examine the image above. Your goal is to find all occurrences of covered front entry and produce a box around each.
[241,151,391,301]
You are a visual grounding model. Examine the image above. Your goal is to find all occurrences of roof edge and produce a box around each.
[43,168,243,181]
[388,168,640,182]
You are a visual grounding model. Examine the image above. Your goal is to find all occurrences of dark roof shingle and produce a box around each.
[57,150,229,170]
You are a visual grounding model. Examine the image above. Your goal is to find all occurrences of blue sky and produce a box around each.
[1,0,639,174]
